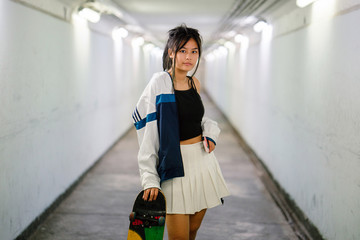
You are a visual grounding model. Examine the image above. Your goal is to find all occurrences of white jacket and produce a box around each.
[132,72,220,190]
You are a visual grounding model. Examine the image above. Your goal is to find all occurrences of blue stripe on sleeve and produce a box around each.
[134,94,174,130]
[156,94,175,105]
[134,112,157,130]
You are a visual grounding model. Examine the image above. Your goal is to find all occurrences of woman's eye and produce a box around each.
[192,50,198,54]
[180,50,186,53]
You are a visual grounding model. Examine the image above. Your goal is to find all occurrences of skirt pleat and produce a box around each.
[161,142,230,214]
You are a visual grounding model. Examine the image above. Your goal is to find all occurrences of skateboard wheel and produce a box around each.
[129,212,136,222]
[158,216,165,226]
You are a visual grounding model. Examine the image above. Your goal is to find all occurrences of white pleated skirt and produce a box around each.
[161,142,230,214]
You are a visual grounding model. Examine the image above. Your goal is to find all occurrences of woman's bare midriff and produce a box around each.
[180,135,202,145]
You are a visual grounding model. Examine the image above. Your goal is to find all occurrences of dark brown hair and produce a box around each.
[162,24,202,84]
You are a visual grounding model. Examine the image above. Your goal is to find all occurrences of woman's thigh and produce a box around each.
[166,214,190,240]
[189,209,207,230]
[189,209,207,239]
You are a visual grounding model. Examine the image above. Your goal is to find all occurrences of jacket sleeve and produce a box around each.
[132,79,161,190]
[201,117,221,145]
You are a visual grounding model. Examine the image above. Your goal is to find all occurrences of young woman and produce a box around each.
[132,24,230,240]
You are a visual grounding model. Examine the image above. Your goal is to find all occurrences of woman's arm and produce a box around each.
[193,76,201,93]
[133,77,161,191]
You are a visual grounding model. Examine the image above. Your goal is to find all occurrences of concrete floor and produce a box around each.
[29,94,298,240]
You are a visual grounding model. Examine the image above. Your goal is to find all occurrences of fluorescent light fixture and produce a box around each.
[253,20,268,33]
[217,39,226,45]
[234,34,245,43]
[205,53,215,62]
[133,37,145,46]
[126,24,143,33]
[225,31,237,38]
[144,43,155,51]
[215,46,228,56]
[243,16,257,25]
[296,0,318,8]
[112,27,128,40]
[78,7,101,23]
[224,41,235,49]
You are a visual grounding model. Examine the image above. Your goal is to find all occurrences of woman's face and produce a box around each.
[170,38,199,73]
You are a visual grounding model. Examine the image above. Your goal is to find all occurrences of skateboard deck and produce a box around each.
[127,190,166,240]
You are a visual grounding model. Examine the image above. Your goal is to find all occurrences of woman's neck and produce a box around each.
[169,69,190,90]
[170,69,188,84]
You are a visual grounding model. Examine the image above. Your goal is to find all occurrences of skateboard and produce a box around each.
[127,190,166,240]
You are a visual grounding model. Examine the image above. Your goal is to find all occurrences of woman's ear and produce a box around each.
[168,49,175,59]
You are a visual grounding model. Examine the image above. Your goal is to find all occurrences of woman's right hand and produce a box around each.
[142,188,159,201]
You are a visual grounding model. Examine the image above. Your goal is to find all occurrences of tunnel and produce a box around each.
[1,0,360,239]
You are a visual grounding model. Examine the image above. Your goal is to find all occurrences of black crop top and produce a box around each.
[175,86,205,141]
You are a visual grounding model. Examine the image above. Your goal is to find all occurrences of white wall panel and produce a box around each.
[0,1,161,239]
[203,1,360,239]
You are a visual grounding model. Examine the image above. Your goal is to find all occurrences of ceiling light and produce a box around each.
[234,34,245,43]
[215,46,228,56]
[225,31,237,38]
[224,41,235,49]
[243,16,257,25]
[253,20,268,33]
[144,43,155,51]
[78,7,101,23]
[217,39,226,45]
[133,37,145,46]
[296,0,318,8]
[205,53,215,62]
[112,27,128,40]
[126,25,144,33]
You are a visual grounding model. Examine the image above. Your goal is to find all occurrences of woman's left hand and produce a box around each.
[208,141,215,153]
